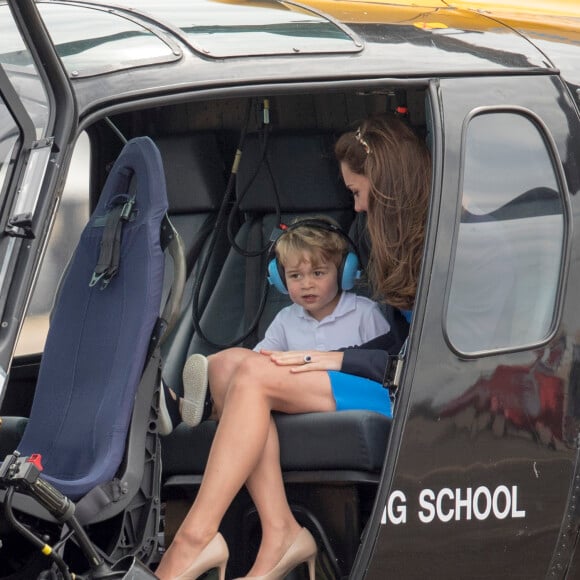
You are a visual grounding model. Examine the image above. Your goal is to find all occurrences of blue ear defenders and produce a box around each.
[267,219,361,295]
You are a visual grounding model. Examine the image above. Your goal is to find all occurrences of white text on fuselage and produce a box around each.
[381,485,526,525]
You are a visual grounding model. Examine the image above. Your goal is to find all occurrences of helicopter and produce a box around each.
[0,0,579,578]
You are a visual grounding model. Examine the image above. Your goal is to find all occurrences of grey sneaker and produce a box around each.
[158,380,181,436]
[181,354,210,428]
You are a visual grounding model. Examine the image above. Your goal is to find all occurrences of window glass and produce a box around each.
[0,6,49,137]
[36,3,180,78]
[0,96,19,201]
[92,0,360,58]
[15,132,90,356]
[446,111,564,354]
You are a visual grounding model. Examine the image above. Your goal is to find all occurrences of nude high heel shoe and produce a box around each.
[172,532,229,580]
[239,527,317,580]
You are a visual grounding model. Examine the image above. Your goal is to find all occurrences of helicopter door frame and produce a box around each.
[0,0,78,408]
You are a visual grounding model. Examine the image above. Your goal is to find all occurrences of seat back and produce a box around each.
[17,137,168,500]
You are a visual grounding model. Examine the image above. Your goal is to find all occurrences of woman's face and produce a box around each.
[340,162,370,213]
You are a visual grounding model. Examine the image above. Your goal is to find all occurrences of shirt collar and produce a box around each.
[296,291,354,322]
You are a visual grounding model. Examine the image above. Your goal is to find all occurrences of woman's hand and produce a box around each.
[259,349,344,373]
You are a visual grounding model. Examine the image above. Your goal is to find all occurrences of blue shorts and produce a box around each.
[328,371,392,418]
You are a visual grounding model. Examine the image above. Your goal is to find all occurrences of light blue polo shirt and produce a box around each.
[254,291,390,352]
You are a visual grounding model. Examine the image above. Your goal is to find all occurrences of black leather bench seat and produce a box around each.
[159,132,391,489]
[161,410,391,479]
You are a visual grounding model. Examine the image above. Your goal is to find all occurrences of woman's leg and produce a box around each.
[207,347,253,416]
[242,418,303,576]
[209,349,303,574]
[209,350,304,574]
[155,352,335,579]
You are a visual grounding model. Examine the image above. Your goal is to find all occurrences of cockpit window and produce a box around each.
[0,96,19,205]
[0,9,49,137]
[446,110,566,354]
[91,0,362,58]
[13,2,181,79]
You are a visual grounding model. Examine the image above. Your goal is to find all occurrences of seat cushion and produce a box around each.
[161,410,391,477]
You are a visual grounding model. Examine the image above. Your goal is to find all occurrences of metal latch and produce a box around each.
[4,138,54,240]
[383,338,408,404]
[6,212,34,239]
[383,355,404,391]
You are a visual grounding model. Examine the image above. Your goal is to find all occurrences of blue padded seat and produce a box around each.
[15,137,168,500]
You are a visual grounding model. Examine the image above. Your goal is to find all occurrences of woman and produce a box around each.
[155,114,431,580]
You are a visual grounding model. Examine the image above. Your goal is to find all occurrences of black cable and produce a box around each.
[190,98,286,349]
[4,487,73,580]
[226,123,282,257]
[194,281,271,351]
[190,99,253,349]
[103,117,128,145]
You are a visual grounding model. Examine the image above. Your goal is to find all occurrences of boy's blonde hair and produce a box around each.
[275,216,349,270]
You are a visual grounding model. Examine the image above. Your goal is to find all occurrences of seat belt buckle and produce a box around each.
[89,271,106,288]
[120,196,135,221]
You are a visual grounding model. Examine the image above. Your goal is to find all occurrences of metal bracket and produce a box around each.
[5,212,35,239]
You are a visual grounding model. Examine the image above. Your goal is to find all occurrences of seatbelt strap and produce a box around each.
[89,195,135,289]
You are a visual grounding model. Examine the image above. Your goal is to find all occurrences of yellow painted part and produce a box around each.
[41,545,52,556]
[300,0,580,42]
[295,1,448,23]
[451,0,580,41]
[449,0,580,18]
[212,0,580,41]
[413,21,448,29]
[211,0,453,25]
[301,0,580,18]
[213,0,580,21]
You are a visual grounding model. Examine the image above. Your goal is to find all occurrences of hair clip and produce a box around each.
[355,127,371,155]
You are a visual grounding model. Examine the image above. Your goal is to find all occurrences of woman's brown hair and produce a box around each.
[335,114,431,310]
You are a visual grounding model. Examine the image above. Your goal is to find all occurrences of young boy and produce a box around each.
[255,216,390,351]
[159,216,389,434]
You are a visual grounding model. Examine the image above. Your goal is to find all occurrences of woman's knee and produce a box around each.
[208,347,242,364]
[209,348,247,383]
[208,348,256,411]
[235,355,268,384]
[223,356,273,402]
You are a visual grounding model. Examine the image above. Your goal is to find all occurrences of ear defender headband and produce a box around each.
[267,219,362,295]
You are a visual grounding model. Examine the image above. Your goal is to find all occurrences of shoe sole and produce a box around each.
[181,354,209,428]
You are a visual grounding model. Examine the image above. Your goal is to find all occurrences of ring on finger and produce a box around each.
[303,354,312,364]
